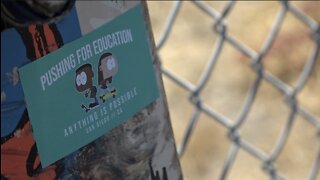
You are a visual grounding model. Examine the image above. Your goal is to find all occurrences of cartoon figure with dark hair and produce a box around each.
[98,52,118,102]
[75,64,99,112]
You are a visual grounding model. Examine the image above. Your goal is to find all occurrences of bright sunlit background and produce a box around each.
[148,1,320,180]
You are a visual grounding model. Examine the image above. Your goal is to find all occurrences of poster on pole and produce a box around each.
[2,1,182,179]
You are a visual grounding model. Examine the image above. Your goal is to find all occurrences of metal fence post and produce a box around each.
[1,1,183,179]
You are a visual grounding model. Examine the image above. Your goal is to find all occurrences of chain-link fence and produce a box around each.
[149,1,319,179]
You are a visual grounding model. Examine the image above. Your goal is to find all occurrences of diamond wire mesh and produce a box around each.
[152,1,320,179]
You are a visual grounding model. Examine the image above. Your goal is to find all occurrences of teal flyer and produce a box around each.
[19,5,159,167]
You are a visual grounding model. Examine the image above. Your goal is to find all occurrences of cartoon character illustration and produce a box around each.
[1,110,61,179]
[98,52,119,102]
[75,64,99,112]
[2,23,66,179]
[16,23,64,61]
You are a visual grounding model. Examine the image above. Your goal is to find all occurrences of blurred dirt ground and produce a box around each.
[147,1,319,180]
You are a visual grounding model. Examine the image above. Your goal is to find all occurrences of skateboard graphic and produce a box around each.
[76,52,118,112]
[100,89,117,103]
